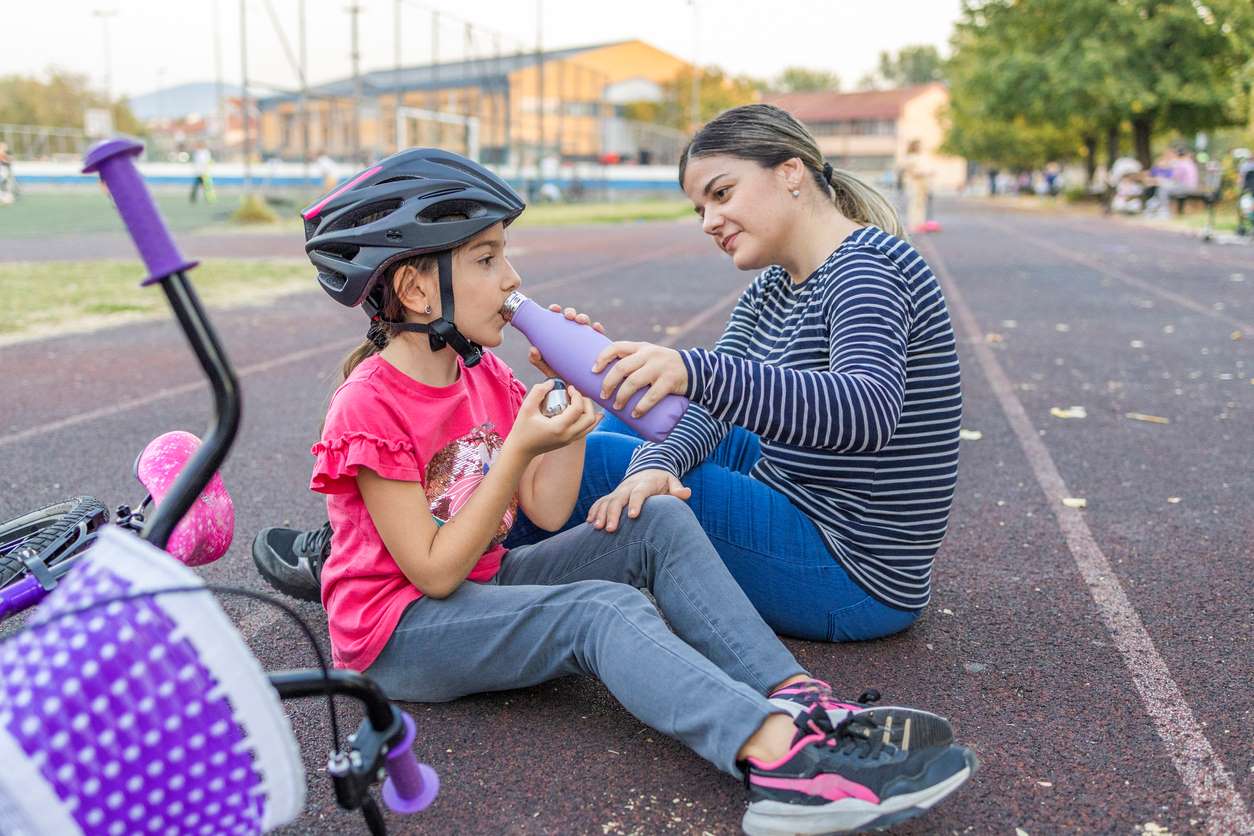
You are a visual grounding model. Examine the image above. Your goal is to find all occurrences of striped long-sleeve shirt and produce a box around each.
[626,226,961,610]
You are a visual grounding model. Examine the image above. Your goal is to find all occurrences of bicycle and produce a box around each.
[0,137,438,835]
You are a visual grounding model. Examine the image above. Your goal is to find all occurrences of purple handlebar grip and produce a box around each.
[0,575,49,620]
[82,137,198,285]
[380,712,440,814]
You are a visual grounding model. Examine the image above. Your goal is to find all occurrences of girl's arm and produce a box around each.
[359,441,530,599]
[515,387,599,530]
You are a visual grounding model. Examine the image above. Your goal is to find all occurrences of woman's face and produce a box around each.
[682,153,798,271]
[407,222,521,348]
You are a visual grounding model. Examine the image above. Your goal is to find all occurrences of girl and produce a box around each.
[510,104,963,644]
[296,148,974,834]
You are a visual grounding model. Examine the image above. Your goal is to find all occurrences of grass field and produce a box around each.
[0,189,690,239]
[0,258,311,344]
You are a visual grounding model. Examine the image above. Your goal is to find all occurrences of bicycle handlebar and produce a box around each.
[82,138,198,286]
[81,137,241,553]
[380,712,439,814]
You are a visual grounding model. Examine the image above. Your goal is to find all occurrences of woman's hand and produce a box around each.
[506,381,601,458]
[586,469,691,532]
[527,304,605,378]
[591,341,689,417]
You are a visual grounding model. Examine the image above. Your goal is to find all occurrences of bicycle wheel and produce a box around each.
[0,497,109,589]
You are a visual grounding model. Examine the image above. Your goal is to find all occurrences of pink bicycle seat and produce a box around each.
[134,431,234,566]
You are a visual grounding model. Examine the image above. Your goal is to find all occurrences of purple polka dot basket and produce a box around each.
[0,526,305,834]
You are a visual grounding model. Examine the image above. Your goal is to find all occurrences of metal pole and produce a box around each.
[348,3,362,165]
[688,0,699,130]
[240,0,252,190]
[536,0,544,172]
[213,0,226,152]
[92,9,117,102]
[394,0,403,153]
[300,0,309,183]
[431,10,440,144]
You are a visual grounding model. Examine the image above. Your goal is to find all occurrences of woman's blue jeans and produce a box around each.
[505,414,918,642]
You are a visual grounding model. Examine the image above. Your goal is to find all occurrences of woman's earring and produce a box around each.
[791,189,800,198]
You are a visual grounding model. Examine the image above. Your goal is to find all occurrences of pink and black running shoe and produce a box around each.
[741,706,976,835]
[769,679,953,752]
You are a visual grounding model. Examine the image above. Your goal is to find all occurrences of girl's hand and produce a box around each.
[506,381,601,458]
[591,341,689,417]
[587,469,691,532]
[528,304,605,378]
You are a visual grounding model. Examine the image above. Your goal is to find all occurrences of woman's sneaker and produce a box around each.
[250,522,330,603]
[769,678,953,751]
[742,707,976,835]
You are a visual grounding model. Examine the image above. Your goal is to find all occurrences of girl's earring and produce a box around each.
[424,304,432,315]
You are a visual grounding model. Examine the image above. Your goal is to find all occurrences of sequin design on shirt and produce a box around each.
[423,422,517,545]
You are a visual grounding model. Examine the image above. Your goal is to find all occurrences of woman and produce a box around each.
[256,104,962,645]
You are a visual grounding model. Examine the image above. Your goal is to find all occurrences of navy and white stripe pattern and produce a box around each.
[626,226,961,610]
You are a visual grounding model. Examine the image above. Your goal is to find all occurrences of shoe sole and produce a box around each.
[251,532,322,604]
[740,748,977,835]
[769,699,954,750]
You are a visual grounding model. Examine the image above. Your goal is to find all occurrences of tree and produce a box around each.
[876,45,945,87]
[771,67,841,94]
[621,67,763,131]
[944,0,1254,172]
[0,68,143,136]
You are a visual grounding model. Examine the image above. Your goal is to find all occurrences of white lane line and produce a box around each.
[977,217,1254,334]
[919,239,1252,835]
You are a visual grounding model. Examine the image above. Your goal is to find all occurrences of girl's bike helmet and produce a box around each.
[301,148,525,367]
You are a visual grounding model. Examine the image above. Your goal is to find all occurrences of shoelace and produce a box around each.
[802,708,891,761]
[294,524,333,566]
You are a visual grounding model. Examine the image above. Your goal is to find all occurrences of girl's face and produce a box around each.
[401,222,521,348]
[682,153,799,271]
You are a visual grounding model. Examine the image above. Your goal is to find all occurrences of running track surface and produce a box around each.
[1,203,1251,835]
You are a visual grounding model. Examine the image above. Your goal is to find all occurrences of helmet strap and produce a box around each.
[371,250,484,367]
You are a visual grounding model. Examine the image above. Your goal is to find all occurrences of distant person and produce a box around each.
[901,140,932,232]
[0,142,17,204]
[1043,161,1061,196]
[986,167,999,196]
[316,152,338,191]
[189,144,215,204]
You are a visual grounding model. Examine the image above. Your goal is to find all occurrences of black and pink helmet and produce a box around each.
[301,148,524,314]
[300,148,524,366]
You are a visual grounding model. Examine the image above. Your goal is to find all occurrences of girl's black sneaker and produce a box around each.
[741,706,976,835]
[769,678,954,751]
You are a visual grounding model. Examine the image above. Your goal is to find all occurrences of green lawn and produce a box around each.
[0,258,312,342]
[0,190,690,239]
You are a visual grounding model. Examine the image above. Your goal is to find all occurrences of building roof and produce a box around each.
[765,83,943,122]
[258,40,628,108]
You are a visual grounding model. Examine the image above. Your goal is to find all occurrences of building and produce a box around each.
[257,39,691,168]
[766,83,966,191]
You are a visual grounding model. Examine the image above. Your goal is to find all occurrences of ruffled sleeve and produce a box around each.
[310,432,422,494]
[310,379,423,494]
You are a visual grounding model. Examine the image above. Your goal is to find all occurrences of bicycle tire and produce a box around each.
[0,497,110,589]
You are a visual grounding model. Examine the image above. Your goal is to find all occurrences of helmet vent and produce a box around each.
[327,199,403,232]
[417,199,485,223]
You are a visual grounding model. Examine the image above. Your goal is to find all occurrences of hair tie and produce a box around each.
[366,320,390,350]
[822,162,834,182]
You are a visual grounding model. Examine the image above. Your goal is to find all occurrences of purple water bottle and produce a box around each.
[501,292,689,442]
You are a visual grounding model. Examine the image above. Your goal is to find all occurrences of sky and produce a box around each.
[2,0,964,101]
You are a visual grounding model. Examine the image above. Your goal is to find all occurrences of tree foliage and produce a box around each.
[621,67,763,131]
[771,67,841,94]
[944,0,1254,172]
[877,45,945,87]
[0,68,143,135]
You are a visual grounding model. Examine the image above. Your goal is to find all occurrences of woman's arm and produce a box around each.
[598,259,912,453]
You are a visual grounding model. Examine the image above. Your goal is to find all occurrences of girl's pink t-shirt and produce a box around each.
[310,351,526,671]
